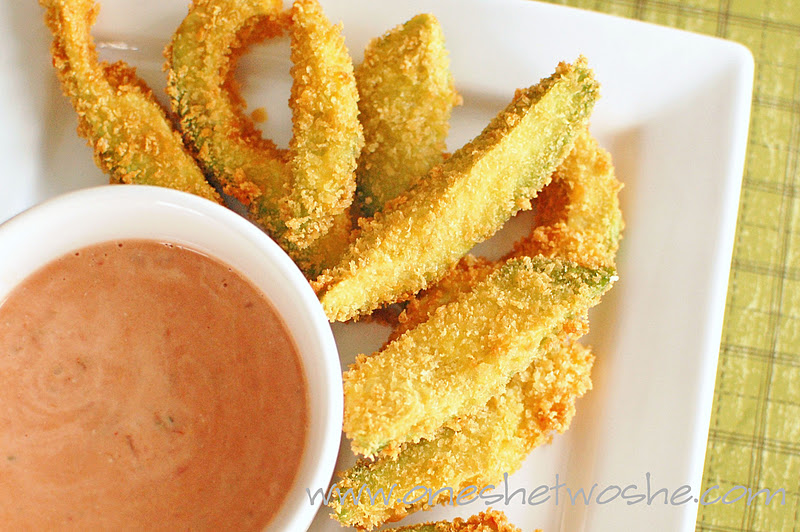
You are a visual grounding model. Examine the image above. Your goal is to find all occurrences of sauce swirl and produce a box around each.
[0,240,307,530]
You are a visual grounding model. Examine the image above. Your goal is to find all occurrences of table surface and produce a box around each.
[541,0,800,530]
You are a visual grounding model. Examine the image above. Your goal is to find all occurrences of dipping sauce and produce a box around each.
[0,240,308,530]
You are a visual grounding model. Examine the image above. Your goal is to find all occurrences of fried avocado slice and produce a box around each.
[331,133,623,527]
[40,0,221,203]
[165,0,290,234]
[299,208,354,278]
[391,254,494,341]
[166,0,358,275]
[385,511,526,532]
[355,13,460,217]
[337,131,622,525]
[331,337,593,529]
[315,58,599,322]
[342,256,612,458]
[397,130,624,335]
[505,129,624,269]
[281,0,363,249]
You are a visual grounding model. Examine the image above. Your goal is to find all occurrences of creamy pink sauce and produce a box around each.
[0,240,307,530]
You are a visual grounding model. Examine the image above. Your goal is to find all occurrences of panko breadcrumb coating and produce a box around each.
[331,335,593,529]
[392,254,494,341]
[40,0,221,203]
[506,129,623,269]
[386,510,529,532]
[332,130,623,528]
[399,129,624,334]
[315,58,599,322]
[342,256,613,458]
[166,0,359,276]
[355,13,460,217]
[282,0,363,249]
[165,0,288,216]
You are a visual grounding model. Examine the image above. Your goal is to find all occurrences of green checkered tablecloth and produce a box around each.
[542,0,800,530]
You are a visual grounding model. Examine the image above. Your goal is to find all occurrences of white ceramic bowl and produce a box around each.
[0,185,342,532]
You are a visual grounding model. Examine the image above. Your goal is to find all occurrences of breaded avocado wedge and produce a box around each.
[281,0,363,249]
[165,0,290,233]
[397,129,624,336]
[316,58,599,322]
[355,13,460,217]
[166,0,360,275]
[342,255,613,458]
[332,336,592,529]
[41,0,221,203]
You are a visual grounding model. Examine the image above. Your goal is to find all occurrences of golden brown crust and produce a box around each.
[165,0,289,219]
[506,130,624,270]
[40,0,222,203]
[330,335,593,529]
[355,13,460,217]
[386,510,528,532]
[392,255,495,341]
[221,8,291,156]
[281,0,363,249]
[165,0,360,276]
[316,59,599,322]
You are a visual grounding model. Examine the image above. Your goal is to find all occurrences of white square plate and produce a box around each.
[0,1,752,530]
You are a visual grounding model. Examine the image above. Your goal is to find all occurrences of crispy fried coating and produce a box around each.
[315,58,599,322]
[300,208,354,278]
[40,0,221,203]
[355,14,460,217]
[506,130,623,269]
[166,0,358,275]
[399,130,623,334]
[282,0,363,248]
[392,254,494,341]
[331,336,593,529]
[165,0,289,232]
[332,131,624,528]
[386,510,528,532]
[342,256,613,458]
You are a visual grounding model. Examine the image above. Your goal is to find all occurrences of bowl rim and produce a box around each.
[0,184,343,531]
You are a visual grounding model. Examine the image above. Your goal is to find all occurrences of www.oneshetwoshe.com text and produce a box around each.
[307,473,786,508]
